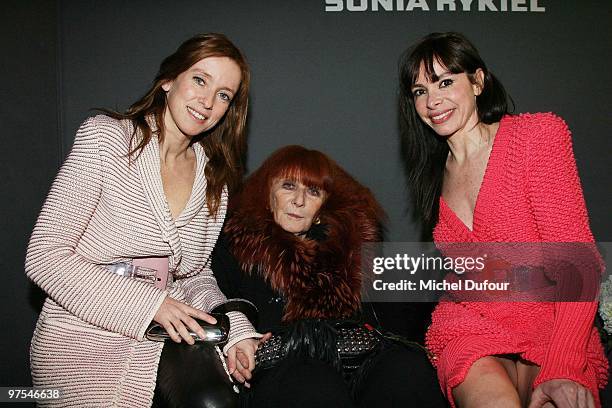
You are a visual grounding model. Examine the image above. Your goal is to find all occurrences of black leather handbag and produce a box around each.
[151,299,258,408]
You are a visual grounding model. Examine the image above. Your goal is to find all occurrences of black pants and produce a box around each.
[152,342,238,408]
[244,343,448,408]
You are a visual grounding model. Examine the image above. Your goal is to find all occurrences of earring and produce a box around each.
[314,217,321,225]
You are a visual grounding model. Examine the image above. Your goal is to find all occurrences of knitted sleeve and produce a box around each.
[526,113,599,390]
[173,268,261,354]
[173,199,261,353]
[25,116,166,340]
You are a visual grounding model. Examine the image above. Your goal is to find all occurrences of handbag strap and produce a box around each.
[211,298,259,327]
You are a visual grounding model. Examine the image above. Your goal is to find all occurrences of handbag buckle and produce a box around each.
[107,262,164,285]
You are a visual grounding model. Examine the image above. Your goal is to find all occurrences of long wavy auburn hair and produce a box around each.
[101,33,250,216]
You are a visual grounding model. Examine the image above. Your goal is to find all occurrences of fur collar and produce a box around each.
[225,176,384,322]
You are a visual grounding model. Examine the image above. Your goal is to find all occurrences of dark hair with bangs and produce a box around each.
[398,32,511,229]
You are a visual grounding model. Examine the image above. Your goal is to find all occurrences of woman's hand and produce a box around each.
[528,379,595,408]
[152,297,217,345]
[227,333,272,387]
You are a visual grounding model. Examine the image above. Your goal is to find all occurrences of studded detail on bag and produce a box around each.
[255,322,382,374]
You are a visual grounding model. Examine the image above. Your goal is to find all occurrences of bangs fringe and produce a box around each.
[265,146,334,193]
[274,162,333,193]
[409,37,473,86]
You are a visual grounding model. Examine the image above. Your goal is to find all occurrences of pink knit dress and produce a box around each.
[425,113,608,406]
[26,116,258,407]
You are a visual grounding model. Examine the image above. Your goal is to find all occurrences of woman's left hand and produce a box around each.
[226,338,259,386]
[528,379,595,408]
[227,333,272,387]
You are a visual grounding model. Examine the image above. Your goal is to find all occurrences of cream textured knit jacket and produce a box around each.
[26,115,258,407]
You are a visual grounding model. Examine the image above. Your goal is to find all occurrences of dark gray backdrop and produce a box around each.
[3,0,611,390]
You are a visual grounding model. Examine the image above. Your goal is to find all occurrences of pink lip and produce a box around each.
[429,109,454,125]
[187,106,207,122]
[287,213,303,219]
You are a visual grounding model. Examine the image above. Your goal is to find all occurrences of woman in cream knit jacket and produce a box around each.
[25,33,260,407]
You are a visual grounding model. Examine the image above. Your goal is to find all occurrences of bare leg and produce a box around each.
[516,359,540,407]
[452,354,546,408]
[452,356,521,408]
[497,355,519,389]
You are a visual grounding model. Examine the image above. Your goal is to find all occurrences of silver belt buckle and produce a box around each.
[107,263,159,284]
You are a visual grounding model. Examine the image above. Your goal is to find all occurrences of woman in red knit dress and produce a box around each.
[398,32,608,407]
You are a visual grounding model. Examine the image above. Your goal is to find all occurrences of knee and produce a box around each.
[452,357,520,408]
[186,386,238,408]
[154,379,238,408]
[454,390,519,408]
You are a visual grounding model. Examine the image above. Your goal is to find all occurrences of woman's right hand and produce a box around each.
[528,379,595,408]
[152,297,217,345]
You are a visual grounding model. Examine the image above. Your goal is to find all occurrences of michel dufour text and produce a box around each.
[372,278,510,291]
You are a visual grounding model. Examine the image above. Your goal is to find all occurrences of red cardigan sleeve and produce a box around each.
[526,113,600,390]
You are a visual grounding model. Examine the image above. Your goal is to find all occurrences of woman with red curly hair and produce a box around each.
[213,145,446,407]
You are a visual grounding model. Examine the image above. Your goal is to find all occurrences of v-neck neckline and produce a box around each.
[156,138,207,227]
[440,116,508,234]
[174,142,207,227]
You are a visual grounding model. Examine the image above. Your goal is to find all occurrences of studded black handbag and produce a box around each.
[255,320,383,376]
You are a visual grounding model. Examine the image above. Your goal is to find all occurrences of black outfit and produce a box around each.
[152,341,238,408]
[212,235,447,408]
